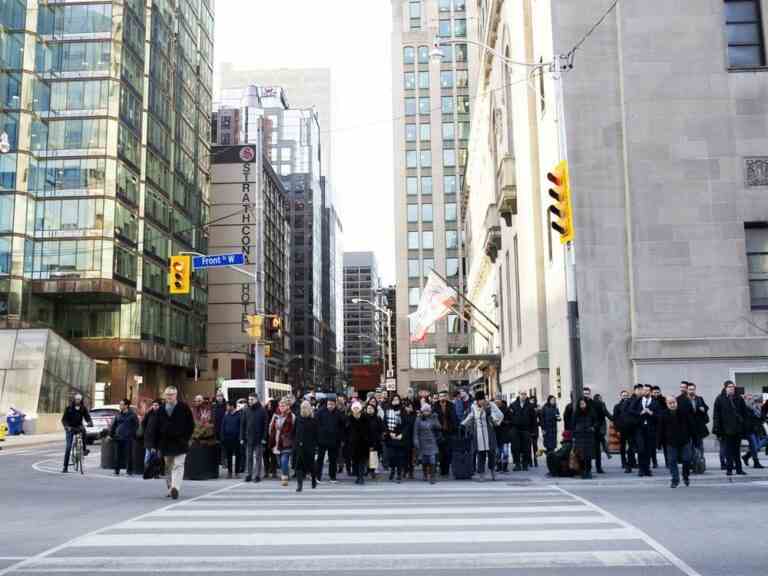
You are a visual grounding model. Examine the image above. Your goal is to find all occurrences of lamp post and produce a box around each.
[352,297,393,384]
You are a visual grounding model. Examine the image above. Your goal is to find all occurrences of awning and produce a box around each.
[434,354,501,376]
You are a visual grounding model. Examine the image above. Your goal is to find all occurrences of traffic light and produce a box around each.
[264,344,272,358]
[547,160,573,244]
[246,315,264,340]
[169,255,191,294]
[266,315,282,341]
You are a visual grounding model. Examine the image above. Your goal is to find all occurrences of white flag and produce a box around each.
[409,271,457,342]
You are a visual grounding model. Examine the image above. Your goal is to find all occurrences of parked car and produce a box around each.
[84,405,120,444]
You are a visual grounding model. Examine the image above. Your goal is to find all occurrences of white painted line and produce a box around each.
[13,550,670,572]
[0,483,246,576]
[553,486,704,576]
[73,527,640,547]
[0,558,27,561]
[225,485,556,494]
[157,504,593,518]
[187,496,575,507]
[200,489,563,499]
[116,515,614,531]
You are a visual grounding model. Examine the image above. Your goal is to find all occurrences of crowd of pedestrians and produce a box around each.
[61,380,768,498]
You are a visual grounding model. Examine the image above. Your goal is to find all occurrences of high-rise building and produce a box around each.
[213,85,338,393]
[322,180,344,391]
[1,0,214,404]
[391,0,478,394]
[343,252,382,380]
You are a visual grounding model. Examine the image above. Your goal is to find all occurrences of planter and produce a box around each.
[100,438,143,473]
[184,443,220,481]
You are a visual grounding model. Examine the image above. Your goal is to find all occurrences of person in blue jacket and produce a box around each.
[220,401,242,479]
[110,399,139,476]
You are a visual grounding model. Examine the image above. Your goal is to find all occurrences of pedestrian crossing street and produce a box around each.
[6,481,699,575]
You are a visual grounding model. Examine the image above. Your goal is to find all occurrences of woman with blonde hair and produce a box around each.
[294,400,318,492]
[268,399,295,486]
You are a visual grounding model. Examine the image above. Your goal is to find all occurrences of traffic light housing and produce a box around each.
[246,315,264,340]
[266,315,282,340]
[169,255,191,294]
[547,160,573,244]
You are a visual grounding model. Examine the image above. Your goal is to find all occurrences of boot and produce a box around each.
[490,466,496,481]
[743,453,751,467]
[281,475,289,487]
[753,457,764,469]
[389,468,396,482]
[296,475,303,492]
[311,475,317,489]
[502,462,508,473]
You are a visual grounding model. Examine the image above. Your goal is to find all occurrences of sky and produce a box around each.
[214,0,396,284]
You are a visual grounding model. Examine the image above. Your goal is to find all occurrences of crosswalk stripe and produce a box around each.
[186,497,576,507]
[72,527,639,547]
[158,504,592,517]
[116,515,615,530]
[13,550,671,572]
[224,486,555,494]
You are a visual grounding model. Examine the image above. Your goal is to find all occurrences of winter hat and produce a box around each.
[475,391,486,401]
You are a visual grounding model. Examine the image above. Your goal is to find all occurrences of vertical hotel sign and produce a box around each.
[239,145,257,335]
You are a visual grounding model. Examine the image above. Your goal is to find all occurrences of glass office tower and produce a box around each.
[0,0,214,401]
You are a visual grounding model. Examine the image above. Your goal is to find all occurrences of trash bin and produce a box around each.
[100,437,115,469]
[184,444,220,480]
[6,415,23,436]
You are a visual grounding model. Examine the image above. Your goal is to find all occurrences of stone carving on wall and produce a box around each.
[746,157,768,187]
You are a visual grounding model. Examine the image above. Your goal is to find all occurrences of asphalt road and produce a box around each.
[1,442,766,575]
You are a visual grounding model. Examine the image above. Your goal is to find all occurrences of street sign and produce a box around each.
[385,379,397,392]
[192,253,245,269]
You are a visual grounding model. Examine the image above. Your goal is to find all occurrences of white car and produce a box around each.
[84,405,120,444]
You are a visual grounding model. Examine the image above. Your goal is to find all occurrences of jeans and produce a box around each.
[747,434,768,461]
[476,450,491,474]
[667,443,691,483]
[316,445,338,480]
[114,437,133,474]
[278,451,291,477]
[164,453,186,493]
[63,428,86,470]
[245,443,264,479]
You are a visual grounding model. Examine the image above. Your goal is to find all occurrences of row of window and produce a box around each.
[407,230,460,250]
[404,44,468,65]
[406,121,470,142]
[405,95,471,117]
[409,0,467,31]
[725,0,766,68]
[407,202,457,223]
[409,257,460,280]
[407,175,461,195]
[406,148,467,169]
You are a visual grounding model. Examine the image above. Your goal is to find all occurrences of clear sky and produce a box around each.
[214,0,396,284]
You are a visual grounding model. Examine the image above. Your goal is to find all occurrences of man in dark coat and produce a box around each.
[61,393,93,473]
[347,402,369,484]
[240,393,268,483]
[613,390,635,472]
[629,384,659,477]
[110,399,139,476]
[434,390,458,477]
[315,397,345,482]
[152,386,195,499]
[657,396,695,487]
[508,391,537,471]
[591,392,613,474]
[686,383,709,454]
[713,380,748,476]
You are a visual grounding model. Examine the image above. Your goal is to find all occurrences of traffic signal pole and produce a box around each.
[554,56,584,403]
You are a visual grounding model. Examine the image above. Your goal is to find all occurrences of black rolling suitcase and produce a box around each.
[452,428,474,480]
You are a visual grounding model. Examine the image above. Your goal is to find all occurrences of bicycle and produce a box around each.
[70,428,86,475]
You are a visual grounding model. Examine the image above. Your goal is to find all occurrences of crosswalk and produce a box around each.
[4,481,700,575]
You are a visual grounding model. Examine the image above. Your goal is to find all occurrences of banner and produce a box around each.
[408,271,457,342]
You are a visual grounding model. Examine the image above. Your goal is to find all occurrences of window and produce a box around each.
[457,95,470,114]
[441,70,454,88]
[514,235,522,345]
[408,259,420,278]
[446,230,459,249]
[409,287,422,306]
[406,123,418,142]
[408,231,419,249]
[423,231,434,249]
[454,19,467,37]
[441,45,454,62]
[405,98,416,116]
[420,150,432,167]
[407,176,418,195]
[458,121,470,140]
[446,202,457,222]
[418,45,430,64]
[439,19,452,37]
[443,122,455,140]
[410,347,436,369]
[505,251,514,349]
[423,258,434,276]
[421,176,433,195]
[418,98,431,115]
[409,0,421,29]
[455,0,466,11]
[443,149,456,167]
[458,148,468,167]
[419,71,430,89]
[439,0,452,12]
[456,70,469,88]
[404,72,416,90]
[407,204,419,223]
[420,124,431,141]
[746,224,768,308]
[446,257,459,277]
[725,0,766,68]
[422,203,433,222]
[404,46,415,64]
[406,150,418,168]
[442,96,455,114]
[448,314,460,333]
[444,175,457,194]
[455,43,468,62]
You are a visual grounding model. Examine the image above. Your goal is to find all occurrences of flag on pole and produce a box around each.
[409,271,457,342]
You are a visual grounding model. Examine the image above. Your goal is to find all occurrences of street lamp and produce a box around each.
[429,35,542,69]
[352,297,394,383]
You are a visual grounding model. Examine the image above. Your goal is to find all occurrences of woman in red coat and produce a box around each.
[268,399,295,486]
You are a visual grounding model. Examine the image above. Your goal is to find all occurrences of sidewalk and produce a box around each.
[0,431,64,450]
